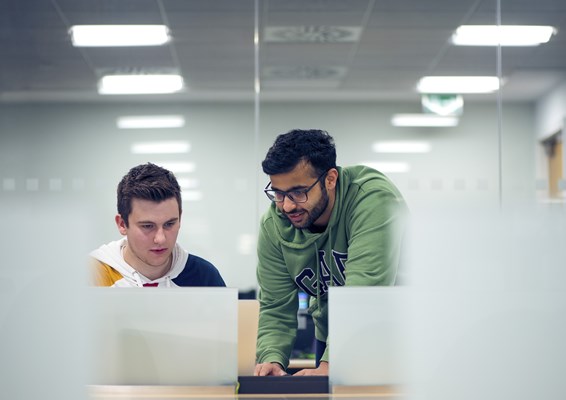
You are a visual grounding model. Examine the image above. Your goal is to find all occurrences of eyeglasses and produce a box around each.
[264,172,326,203]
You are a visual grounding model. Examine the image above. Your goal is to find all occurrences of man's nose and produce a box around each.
[282,195,297,213]
[154,228,166,244]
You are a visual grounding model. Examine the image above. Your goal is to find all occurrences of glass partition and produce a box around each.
[254,1,565,397]
[256,0,506,215]
[1,0,565,397]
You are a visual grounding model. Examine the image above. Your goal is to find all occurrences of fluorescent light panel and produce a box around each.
[131,141,190,154]
[156,162,195,174]
[117,115,185,129]
[98,74,184,95]
[373,141,431,153]
[69,25,170,47]
[182,191,203,202]
[391,114,459,127]
[237,234,256,256]
[452,25,555,46]
[177,178,199,190]
[417,76,499,94]
[361,161,410,173]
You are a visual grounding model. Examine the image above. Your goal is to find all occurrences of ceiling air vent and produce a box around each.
[262,66,347,89]
[263,66,347,80]
[264,26,362,43]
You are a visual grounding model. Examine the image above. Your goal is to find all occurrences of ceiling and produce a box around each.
[1,0,565,103]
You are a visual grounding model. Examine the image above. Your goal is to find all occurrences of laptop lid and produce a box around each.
[87,287,238,386]
[237,299,259,376]
[328,286,409,387]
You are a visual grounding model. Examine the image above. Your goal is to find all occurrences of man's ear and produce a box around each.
[115,214,128,236]
[325,168,339,190]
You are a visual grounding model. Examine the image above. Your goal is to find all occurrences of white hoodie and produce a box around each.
[90,238,189,287]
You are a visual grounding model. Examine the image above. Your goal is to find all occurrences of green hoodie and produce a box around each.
[256,165,408,368]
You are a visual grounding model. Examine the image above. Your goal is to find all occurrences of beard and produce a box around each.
[286,185,329,229]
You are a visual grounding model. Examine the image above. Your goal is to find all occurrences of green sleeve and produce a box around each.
[345,188,407,286]
[255,220,299,368]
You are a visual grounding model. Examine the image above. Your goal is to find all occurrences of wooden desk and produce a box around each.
[89,384,405,399]
[89,385,235,398]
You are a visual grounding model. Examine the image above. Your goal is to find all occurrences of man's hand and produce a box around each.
[293,361,328,376]
[254,362,288,376]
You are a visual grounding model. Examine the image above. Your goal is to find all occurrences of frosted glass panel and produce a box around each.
[0,195,91,400]
[87,287,238,386]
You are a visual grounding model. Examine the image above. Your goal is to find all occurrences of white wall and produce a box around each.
[0,99,536,290]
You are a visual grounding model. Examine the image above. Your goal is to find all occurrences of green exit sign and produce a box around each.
[422,94,463,116]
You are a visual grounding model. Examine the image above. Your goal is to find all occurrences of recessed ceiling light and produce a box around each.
[391,114,459,127]
[177,178,199,190]
[155,162,195,174]
[131,141,190,154]
[417,76,500,94]
[360,162,410,173]
[69,25,170,47]
[182,191,203,202]
[98,74,184,95]
[117,115,185,129]
[452,25,555,46]
[237,234,256,256]
[373,141,432,153]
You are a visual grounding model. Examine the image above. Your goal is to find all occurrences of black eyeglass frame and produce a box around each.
[264,172,327,203]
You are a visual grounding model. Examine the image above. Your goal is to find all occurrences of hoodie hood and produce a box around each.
[89,238,189,287]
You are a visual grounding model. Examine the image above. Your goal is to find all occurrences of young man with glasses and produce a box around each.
[254,129,408,376]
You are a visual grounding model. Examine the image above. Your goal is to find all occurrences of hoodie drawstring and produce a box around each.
[132,271,144,287]
[133,271,173,287]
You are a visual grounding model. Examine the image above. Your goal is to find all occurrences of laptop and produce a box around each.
[87,287,238,386]
[237,299,259,376]
[236,299,330,395]
[328,286,409,387]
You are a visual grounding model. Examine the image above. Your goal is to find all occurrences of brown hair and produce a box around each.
[117,163,182,226]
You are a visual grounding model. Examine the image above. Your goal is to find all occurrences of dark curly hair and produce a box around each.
[117,163,182,227]
[262,129,337,177]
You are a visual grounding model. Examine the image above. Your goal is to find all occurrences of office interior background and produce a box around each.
[1,1,565,399]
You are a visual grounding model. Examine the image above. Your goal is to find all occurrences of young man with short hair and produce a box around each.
[254,129,407,376]
[90,162,225,287]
